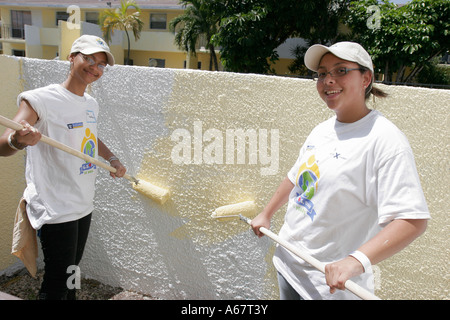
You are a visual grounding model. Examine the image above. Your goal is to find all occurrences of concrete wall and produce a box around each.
[0,55,448,300]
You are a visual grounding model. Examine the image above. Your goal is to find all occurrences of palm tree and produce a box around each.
[99,0,144,65]
[170,0,220,71]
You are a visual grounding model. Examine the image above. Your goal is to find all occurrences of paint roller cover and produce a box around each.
[132,180,170,204]
[211,201,257,221]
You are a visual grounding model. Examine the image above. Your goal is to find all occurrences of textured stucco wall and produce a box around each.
[0,55,448,300]
[0,56,27,271]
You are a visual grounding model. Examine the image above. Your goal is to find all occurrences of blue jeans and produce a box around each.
[38,213,92,300]
[277,272,304,300]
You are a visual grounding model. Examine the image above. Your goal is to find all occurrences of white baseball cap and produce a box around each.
[70,35,115,66]
[304,41,373,73]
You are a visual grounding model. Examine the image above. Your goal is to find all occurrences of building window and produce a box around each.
[183,61,202,69]
[11,10,31,39]
[85,12,99,24]
[56,11,70,25]
[12,49,26,57]
[149,58,165,68]
[150,14,167,30]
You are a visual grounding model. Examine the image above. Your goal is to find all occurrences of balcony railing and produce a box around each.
[1,24,26,39]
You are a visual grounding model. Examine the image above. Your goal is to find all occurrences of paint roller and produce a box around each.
[211,200,381,300]
[0,115,170,204]
[211,201,257,221]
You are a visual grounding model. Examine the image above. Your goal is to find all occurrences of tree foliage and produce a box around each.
[212,0,349,74]
[171,0,449,83]
[99,0,144,65]
[169,0,220,71]
[344,0,449,83]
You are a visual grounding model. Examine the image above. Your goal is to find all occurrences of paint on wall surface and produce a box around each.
[84,67,327,299]
[0,56,448,300]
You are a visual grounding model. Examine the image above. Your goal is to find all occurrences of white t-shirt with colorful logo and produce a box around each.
[273,110,430,300]
[18,84,99,229]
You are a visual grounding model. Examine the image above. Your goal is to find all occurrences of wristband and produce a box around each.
[349,250,372,273]
[108,156,119,163]
[8,132,22,151]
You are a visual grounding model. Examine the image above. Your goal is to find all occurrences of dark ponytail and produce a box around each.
[359,66,388,100]
[368,85,388,99]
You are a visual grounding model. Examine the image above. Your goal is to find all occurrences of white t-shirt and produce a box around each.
[18,84,100,229]
[273,110,430,300]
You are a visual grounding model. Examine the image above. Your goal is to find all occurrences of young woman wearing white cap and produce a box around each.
[251,42,430,300]
[0,35,126,299]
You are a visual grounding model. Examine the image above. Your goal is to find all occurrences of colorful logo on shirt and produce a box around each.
[294,155,320,221]
[79,128,97,175]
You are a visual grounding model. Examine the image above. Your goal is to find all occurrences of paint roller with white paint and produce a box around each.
[0,115,170,204]
[211,201,257,221]
[132,179,170,204]
[211,200,381,300]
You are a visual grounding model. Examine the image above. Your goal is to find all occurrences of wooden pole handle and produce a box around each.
[239,215,381,300]
[0,114,135,182]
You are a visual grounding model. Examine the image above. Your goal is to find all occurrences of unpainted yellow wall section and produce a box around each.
[0,56,26,270]
[130,50,185,69]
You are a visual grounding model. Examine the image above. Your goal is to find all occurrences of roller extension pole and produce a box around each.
[0,115,135,180]
[239,214,381,300]
[0,115,170,204]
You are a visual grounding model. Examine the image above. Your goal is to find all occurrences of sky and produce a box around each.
[389,0,409,3]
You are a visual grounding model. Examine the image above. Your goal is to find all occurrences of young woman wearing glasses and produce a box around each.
[0,35,126,299]
[250,42,429,300]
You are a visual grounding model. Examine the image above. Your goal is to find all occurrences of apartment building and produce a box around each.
[0,0,221,70]
[0,0,302,74]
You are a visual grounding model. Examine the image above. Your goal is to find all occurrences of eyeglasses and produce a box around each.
[313,67,363,82]
[79,53,107,72]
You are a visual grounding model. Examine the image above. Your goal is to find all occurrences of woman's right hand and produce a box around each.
[250,176,294,238]
[1,99,40,154]
[250,211,272,238]
[11,120,42,149]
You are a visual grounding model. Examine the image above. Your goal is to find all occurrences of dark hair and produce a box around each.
[359,66,388,100]
[369,86,388,99]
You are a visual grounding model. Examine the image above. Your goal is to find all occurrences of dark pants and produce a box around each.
[38,213,92,300]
